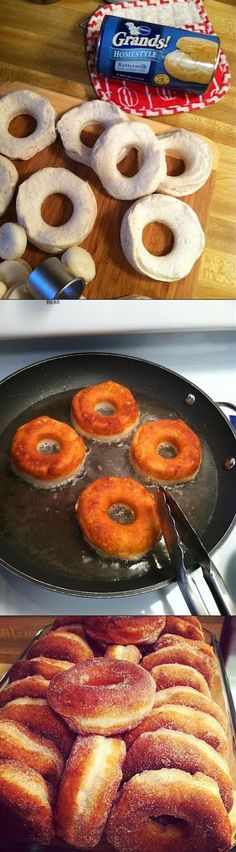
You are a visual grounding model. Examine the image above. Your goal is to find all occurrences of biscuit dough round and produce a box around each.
[0,222,27,260]
[62,247,96,282]
[0,259,32,287]
[91,121,167,200]
[177,36,218,64]
[0,154,18,216]
[0,89,56,160]
[157,129,212,196]
[120,194,205,281]
[16,167,97,253]
[57,99,128,167]
[164,49,213,84]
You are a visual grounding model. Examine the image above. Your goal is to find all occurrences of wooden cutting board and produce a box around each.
[0,81,218,300]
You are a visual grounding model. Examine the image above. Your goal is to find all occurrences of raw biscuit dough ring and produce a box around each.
[0,154,18,215]
[57,99,128,167]
[16,167,97,252]
[0,89,56,160]
[120,194,205,281]
[157,129,212,196]
[91,121,167,200]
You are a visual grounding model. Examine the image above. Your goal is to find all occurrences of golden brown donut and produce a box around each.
[141,646,213,688]
[148,663,211,696]
[106,768,232,852]
[0,759,53,844]
[26,628,94,664]
[51,616,85,630]
[56,735,126,848]
[11,415,86,488]
[0,719,64,787]
[155,633,216,660]
[124,704,228,757]
[76,477,161,560]
[9,656,74,682]
[105,645,142,664]
[84,617,165,646]
[131,419,201,484]
[71,380,139,442]
[0,697,74,757]
[159,616,204,640]
[0,675,49,706]
[123,730,233,812]
[153,686,228,733]
[48,659,156,735]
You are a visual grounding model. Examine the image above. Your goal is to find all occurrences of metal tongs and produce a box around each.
[156,487,235,616]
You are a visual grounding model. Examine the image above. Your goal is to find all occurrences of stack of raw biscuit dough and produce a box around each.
[0,616,234,851]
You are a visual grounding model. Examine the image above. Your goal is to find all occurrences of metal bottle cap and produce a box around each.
[27,257,85,300]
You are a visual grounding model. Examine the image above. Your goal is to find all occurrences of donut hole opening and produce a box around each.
[166,154,185,177]
[95,402,116,416]
[157,442,178,459]
[37,439,61,455]
[151,815,186,828]
[80,123,105,148]
[108,503,135,525]
[41,194,73,226]
[142,222,174,257]
[8,114,37,138]
[118,147,140,177]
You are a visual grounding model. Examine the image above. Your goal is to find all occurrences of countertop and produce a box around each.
[0,0,235,299]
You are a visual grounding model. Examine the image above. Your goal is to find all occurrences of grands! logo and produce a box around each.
[112,20,172,49]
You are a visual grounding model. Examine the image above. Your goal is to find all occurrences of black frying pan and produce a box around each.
[0,352,235,596]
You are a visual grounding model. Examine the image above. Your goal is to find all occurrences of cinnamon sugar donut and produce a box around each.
[131,419,201,484]
[153,687,227,733]
[71,381,139,442]
[124,704,228,757]
[84,617,165,646]
[56,735,126,848]
[26,628,93,664]
[76,477,161,560]
[9,657,74,683]
[160,616,204,641]
[123,730,233,812]
[0,675,49,706]
[0,760,53,844]
[0,698,74,757]
[105,645,142,664]
[106,768,232,852]
[0,719,64,787]
[11,416,86,488]
[141,646,213,688]
[48,659,156,735]
[155,633,216,661]
[149,664,211,696]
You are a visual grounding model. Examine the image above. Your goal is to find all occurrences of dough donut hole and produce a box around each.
[71,380,139,442]
[131,419,201,484]
[11,415,86,489]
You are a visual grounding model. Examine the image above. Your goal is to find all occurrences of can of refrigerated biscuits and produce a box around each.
[96,16,220,95]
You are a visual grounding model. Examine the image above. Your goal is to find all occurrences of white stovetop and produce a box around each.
[0,329,235,615]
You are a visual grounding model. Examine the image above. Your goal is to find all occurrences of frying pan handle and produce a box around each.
[216,401,236,414]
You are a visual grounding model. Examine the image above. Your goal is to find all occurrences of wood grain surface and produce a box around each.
[0,81,219,300]
[0,0,235,298]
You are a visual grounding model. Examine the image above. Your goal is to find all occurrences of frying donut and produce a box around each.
[48,658,156,735]
[124,704,228,757]
[123,730,233,811]
[157,129,212,196]
[71,381,139,442]
[91,121,166,200]
[0,89,56,160]
[141,646,213,687]
[0,154,18,216]
[131,419,201,484]
[83,617,165,646]
[11,416,86,488]
[155,633,216,660]
[106,768,232,852]
[26,628,94,663]
[9,657,74,683]
[56,735,126,848]
[105,645,142,664]
[0,675,49,706]
[120,195,205,282]
[159,616,204,641]
[153,686,227,733]
[0,697,74,757]
[0,759,54,843]
[76,477,161,560]
[57,100,128,167]
[16,167,97,252]
[0,719,64,786]
[149,663,211,696]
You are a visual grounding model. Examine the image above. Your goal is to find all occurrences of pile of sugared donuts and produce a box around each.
[10,379,202,561]
[0,616,234,851]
